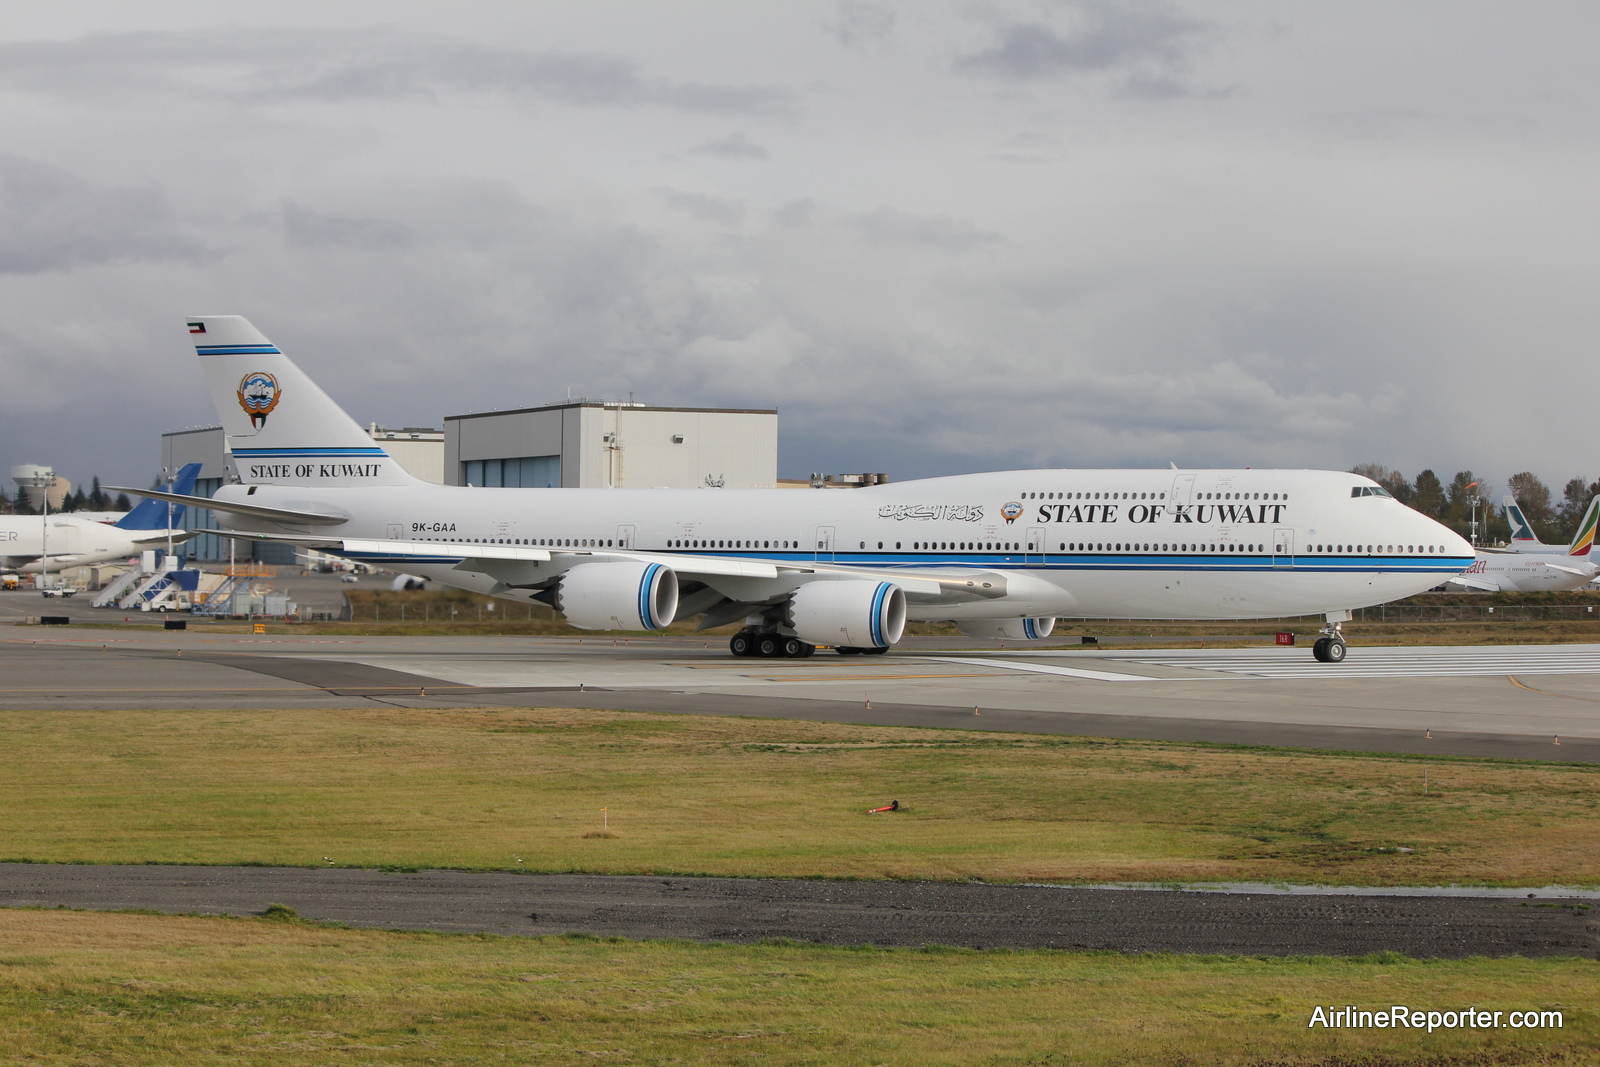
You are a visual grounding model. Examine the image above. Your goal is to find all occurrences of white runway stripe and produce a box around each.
[1115,647,1600,679]
[937,657,1153,682]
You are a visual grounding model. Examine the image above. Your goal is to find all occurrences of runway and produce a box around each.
[0,864,1593,958]
[4,623,1600,759]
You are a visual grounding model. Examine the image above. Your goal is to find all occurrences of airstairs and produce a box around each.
[92,568,149,608]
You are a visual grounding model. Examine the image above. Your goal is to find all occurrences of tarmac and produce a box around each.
[5,585,1599,956]
[0,864,1593,958]
[3,588,1599,760]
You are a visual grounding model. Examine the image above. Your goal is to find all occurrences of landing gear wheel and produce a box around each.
[836,646,864,656]
[781,637,814,658]
[729,632,756,657]
[1312,637,1346,663]
[862,646,890,656]
[756,633,784,658]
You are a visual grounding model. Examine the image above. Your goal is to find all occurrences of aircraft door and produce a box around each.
[1273,528,1295,569]
[49,523,78,555]
[813,525,835,562]
[1169,474,1195,507]
[1025,526,1046,565]
[386,523,402,540]
[616,524,636,550]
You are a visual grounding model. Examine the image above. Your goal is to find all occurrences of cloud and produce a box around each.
[823,1,896,48]
[689,132,771,159]
[0,27,799,116]
[280,201,412,250]
[954,2,1206,88]
[654,188,746,226]
[850,208,1001,252]
[0,154,200,274]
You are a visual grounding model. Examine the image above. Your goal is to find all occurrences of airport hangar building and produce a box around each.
[162,400,780,564]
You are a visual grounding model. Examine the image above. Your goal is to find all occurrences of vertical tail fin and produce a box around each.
[115,463,201,530]
[185,316,420,487]
[1569,497,1600,557]
[1502,496,1545,547]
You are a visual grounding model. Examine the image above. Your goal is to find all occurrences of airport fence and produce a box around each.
[1055,603,1600,626]
[1349,603,1600,623]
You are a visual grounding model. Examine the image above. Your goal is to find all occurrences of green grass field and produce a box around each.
[2,706,1596,886]
[0,909,1591,1066]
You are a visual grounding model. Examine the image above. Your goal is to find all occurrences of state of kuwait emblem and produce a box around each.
[1001,501,1024,524]
[237,371,282,429]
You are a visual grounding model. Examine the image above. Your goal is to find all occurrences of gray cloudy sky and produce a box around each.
[2,1,1598,495]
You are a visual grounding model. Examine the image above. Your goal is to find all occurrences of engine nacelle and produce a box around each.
[956,617,1056,641]
[556,562,678,631]
[787,580,906,648]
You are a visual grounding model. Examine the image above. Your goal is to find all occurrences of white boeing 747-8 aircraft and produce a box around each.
[118,316,1473,663]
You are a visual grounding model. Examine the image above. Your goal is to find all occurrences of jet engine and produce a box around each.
[956,617,1056,641]
[555,562,678,631]
[787,580,906,648]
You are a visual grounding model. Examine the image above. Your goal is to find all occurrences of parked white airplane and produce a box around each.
[119,316,1474,663]
[1446,496,1600,592]
[2,464,200,575]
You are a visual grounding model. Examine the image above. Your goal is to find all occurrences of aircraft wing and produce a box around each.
[206,530,971,598]
[1445,574,1501,592]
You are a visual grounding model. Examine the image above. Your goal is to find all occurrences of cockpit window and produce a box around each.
[1351,485,1392,498]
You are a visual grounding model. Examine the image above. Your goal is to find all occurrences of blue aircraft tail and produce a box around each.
[115,463,201,530]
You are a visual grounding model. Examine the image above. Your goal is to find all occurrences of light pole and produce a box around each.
[10,466,55,589]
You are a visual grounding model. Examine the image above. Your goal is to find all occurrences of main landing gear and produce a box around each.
[729,630,816,659]
[1311,611,1350,663]
[835,646,889,656]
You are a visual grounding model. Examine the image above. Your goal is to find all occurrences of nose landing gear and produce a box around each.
[1311,611,1350,663]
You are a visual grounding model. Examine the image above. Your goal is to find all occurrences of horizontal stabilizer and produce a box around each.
[129,531,199,546]
[106,487,348,526]
[1539,560,1592,577]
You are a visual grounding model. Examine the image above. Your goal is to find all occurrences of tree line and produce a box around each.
[1351,465,1598,546]
[0,477,133,516]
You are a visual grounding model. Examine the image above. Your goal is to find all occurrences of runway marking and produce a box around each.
[1507,675,1600,705]
[937,658,1158,682]
[1114,647,1600,679]
[740,672,1008,682]
[0,685,482,694]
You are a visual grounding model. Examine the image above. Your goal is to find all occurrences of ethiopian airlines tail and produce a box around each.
[114,463,201,530]
[186,315,420,487]
[1567,497,1600,557]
